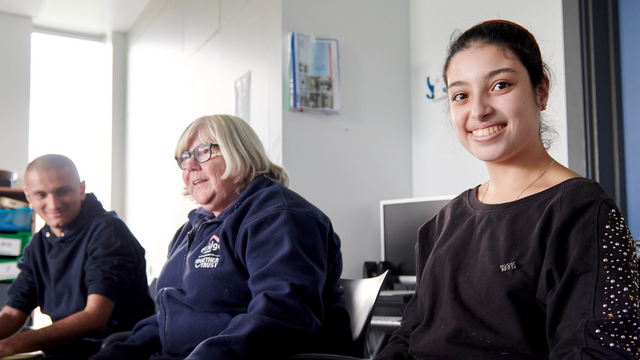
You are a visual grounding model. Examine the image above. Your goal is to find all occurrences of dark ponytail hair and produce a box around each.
[443,20,549,92]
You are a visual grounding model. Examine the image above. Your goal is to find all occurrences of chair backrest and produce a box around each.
[340,270,389,358]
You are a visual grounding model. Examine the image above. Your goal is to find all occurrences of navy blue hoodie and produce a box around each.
[7,193,155,338]
[95,175,351,360]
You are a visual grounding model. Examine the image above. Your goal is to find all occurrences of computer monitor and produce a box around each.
[380,195,454,283]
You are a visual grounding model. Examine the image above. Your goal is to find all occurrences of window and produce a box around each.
[29,30,112,211]
[29,29,113,328]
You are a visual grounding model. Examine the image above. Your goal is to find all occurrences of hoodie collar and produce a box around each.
[187,174,274,224]
[44,193,105,240]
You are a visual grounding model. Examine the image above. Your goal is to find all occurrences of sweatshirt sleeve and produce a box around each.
[83,216,141,302]
[92,314,161,360]
[546,200,639,359]
[183,209,341,359]
[374,291,419,360]
[374,211,444,360]
[375,238,427,360]
[5,236,39,314]
[92,225,187,360]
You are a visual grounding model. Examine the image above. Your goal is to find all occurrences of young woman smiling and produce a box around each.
[375,20,638,360]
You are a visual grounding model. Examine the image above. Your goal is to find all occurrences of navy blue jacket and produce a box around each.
[95,175,351,360]
[94,176,351,360]
[7,193,155,338]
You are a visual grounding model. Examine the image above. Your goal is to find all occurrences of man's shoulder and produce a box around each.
[77,209,141,249]
[81,209,126,231]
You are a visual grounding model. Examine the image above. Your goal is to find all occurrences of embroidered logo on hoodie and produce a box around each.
[195,234,221,268]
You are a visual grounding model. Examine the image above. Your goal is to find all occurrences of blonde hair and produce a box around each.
[175,115,289,191]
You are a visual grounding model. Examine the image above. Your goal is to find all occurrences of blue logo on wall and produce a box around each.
[426,77,447,101]
[426,77,435,99]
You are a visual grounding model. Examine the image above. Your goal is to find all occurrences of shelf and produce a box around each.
[0,187,28,202]
[0,187,34,233]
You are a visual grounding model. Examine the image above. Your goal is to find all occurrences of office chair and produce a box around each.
[290,270,390,360]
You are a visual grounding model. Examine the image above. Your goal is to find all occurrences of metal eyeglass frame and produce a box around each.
[176,143,219,170]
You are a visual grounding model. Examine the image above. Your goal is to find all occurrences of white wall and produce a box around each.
[282,0,413,278]
[0,1,568,282]
[127,0,565,280]
[0,2,570,282]
[409,0,568,197]
[124,0,283,278]
[125,0,412,280]
[0,12,32,188]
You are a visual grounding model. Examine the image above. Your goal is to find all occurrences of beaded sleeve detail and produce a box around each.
[596,208,640,357]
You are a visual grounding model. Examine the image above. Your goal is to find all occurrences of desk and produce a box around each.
[367,289,414,355]
[371,290,414,330]
[374,290,414,314]
[371,315,402,329]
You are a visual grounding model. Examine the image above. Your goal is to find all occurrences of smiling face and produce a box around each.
[446,44,548,164]
[24,167,86,237]
[182,135,241,215]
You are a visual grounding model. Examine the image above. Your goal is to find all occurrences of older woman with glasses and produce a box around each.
[94,115,351,360]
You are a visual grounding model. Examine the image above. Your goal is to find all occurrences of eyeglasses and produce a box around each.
[176,143,220,170]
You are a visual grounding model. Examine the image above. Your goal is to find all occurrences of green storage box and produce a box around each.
[0,258,20,281]
[0,231,32,281]
[0,231,32,257]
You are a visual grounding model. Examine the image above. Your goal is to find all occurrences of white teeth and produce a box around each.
[472,125,505,137]
[194,180,203,185]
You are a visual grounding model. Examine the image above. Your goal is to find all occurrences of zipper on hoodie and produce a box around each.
[162,216,222,350]
[159,287,169,348]
[159,220,208,352]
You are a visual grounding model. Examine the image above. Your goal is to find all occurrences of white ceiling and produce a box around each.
[0,0,151,34]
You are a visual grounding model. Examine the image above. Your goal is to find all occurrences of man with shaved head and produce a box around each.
[0,154,155,359]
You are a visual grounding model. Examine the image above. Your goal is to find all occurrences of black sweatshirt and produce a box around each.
[376,178,639,360]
